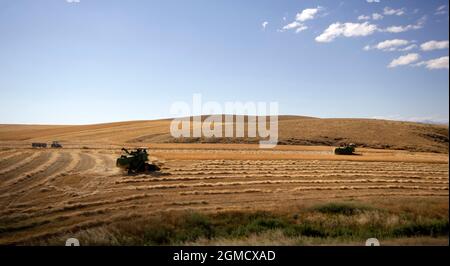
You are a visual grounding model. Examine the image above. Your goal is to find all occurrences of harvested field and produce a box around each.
[0,142,448,245]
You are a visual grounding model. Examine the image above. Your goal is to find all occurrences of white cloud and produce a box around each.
[358,13,383,21]
[416,56,449,70]
[365,39,416,52]
[424,56,449,69]
[296,7,321,22]
[358,15,370,20]
[372,13,384,20]
[435,5,447,15]
[295,25,308,33]
[384,25,410,33]
[282,21,301,30]
[420,40,449,51]
[383,7,405,16]
[388,53,420,68]
[377,39,410,50]
[262,21,269,30]
[383,16,426,33]
[280,7,321,33]
[437,5,447,11]
[366,0,380,3]
[281,21,306,31]
[377,39,409,51]
[315,22,377,43]
[66,0,80,3]
[398,44,417,51]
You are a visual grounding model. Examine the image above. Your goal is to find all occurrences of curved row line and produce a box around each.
[0,151,26,163]
[4,152,60,187]
[0,152,42,176]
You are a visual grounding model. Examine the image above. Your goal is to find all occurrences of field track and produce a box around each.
[0,144,448,245]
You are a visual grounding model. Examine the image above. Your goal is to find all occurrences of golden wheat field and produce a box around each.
[0,118,448,245]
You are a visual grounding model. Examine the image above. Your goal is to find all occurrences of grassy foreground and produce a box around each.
[32,201,449,246]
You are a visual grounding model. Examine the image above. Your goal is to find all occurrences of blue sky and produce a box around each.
[0,0,448,124]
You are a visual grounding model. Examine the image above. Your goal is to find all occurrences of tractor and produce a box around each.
[116,148,160,174]
[51,141,63,148]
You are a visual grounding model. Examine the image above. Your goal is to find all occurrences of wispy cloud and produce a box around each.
[372,13,384,20]
[435,5,448,15]
[420,40,449,51]
[383,7,406,16]
[388,53,420,68]
[262,21,269,30]
[358,13,383,21]
[383,16,426,33]
[280,7,321,33]
[280,21,307,33]
[315,22,377,43]
[66,0,80,3]
[398,44,418,52]
[365,39,415,52]
[296,7,322,22]
[416,56,449,70]
[384,25,416,33]
[358,15,371,20]
[280,3,444,74]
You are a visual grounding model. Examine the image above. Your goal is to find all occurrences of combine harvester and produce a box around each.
[116,148,160,174]
[334,143,357,155]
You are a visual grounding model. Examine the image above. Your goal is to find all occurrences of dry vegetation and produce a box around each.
[0,116,448,245]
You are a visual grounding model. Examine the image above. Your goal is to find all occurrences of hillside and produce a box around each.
[0,115,448,153]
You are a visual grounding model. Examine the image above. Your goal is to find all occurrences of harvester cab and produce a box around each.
[116,147,160,174]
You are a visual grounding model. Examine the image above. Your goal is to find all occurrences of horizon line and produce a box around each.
[0,114,448,127]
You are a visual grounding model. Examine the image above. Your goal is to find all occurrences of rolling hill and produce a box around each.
[0,115,448,153]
